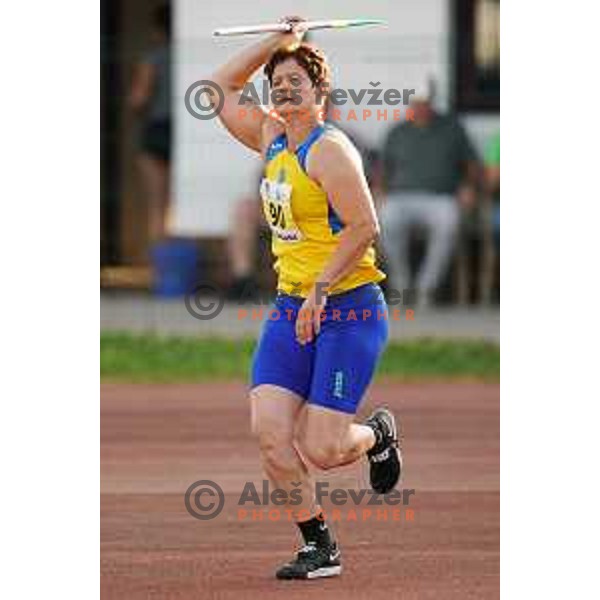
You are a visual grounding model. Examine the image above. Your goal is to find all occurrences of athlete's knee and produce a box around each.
[301,442,341,471]
[256,428,286,456]
[257,430,296,473]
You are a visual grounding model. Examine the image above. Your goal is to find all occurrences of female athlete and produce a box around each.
[210,17,402,580]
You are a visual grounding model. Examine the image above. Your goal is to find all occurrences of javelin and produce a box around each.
[213,19,387,37]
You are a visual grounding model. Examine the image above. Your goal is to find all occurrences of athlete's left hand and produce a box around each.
[277,16,308,51]
[296,286,327,345]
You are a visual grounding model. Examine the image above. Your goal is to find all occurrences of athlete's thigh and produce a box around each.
[251,307,314,401]
[308,314,388,416]
[250,384,305,440]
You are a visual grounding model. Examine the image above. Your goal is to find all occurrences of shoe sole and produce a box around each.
[307,565,342,579]
[369,408,403,492]
[383,409,404,484]
[373,408,398,444]
[277,565,343,580]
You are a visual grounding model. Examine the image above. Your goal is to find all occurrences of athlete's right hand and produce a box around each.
[296,285,327,346]
[276,16,307,51]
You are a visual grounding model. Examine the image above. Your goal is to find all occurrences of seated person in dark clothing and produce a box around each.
[380,79,479,306]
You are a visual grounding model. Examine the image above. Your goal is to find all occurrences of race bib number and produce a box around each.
[260,178,303,242]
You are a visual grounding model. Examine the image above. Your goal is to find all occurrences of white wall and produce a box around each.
[173,0,499,236]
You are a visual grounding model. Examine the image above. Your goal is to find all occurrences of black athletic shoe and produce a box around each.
[365,407,403,494]
[275,542,342,580]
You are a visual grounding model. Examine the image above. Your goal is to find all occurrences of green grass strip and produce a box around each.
[101,333,499,383]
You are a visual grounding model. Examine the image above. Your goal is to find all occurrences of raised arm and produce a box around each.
[210,22,305,153]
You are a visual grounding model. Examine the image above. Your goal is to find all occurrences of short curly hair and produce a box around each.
[264,43,331,93]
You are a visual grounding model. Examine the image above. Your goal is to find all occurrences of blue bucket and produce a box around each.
[151,239,200,298]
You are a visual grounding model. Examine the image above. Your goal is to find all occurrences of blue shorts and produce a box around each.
[251,283,389,414]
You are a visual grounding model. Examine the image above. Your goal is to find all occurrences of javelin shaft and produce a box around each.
[213,19,386,38]
[213,23,292,37]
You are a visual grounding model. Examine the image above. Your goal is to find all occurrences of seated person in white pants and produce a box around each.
[380,82,478,306]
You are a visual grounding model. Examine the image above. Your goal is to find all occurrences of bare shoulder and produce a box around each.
[307,127,363,178]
